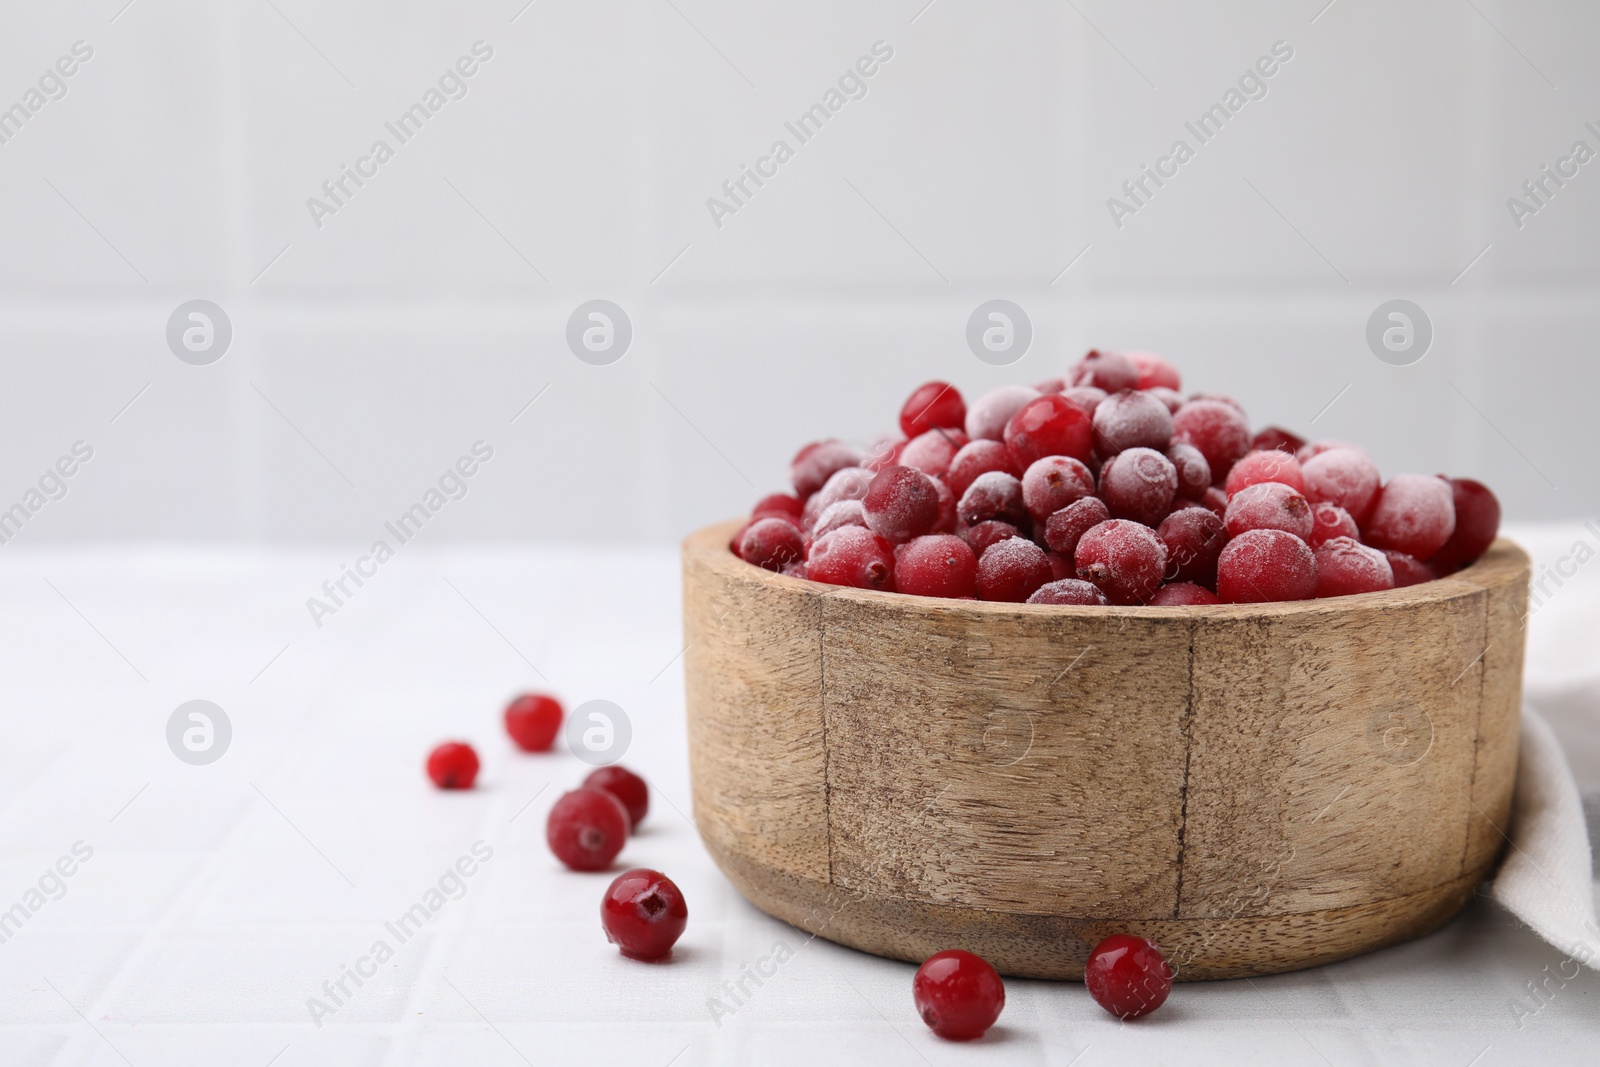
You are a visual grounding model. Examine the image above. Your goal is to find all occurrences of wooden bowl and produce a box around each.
[682,520,1529,980]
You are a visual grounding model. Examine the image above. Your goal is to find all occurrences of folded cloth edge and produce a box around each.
[1491,706,1600,969]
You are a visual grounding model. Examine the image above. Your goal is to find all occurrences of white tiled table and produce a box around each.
[1,527,1596,1066]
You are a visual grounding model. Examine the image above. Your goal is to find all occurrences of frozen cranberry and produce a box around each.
[1384,549,1437,587]
[900,381,966,438]
[1157,506,1226,586]
[958,471,1028,528]
[791,440,863,498]
[738,517,804,571]
[807,527,895,591]
[965,385,1040,442]
[1308,501,1359,547]
[1070,349,1140,392]
[1216,529,1318,603]
[1251,426,1306,455]
[1099,448,1178,526]
[1085,934,1172,1020]
[1026,578,1108,605]
[1315,537,1396,598]
[1224,450,1305,497]
[1021,456,1095,522]
[810,499,868,541]
[895,535,978,599]
[504,694,563,753]
[947,440,1018,498]
[1146,386,1183,414]
[1171,400,1251,485]
[1093,390,1174,455]
[547,788,629,871]
[1301,448,1380,523]
[1044,496,1111,557]
[1128,351,1181,391]
[913,949,1005,1041]
[862,436,906,474]
[1189,392,1246,414]
[1044,551,1076,581]
[977,538,1052,602]
[931,477,957,533]
[1296,438,1366,464]
[601,868,687,962]
[1200,485,1228,517]
[1034,376,1066,394]
[964,520,1023,557]
[1224,482,1314,541]
[1062,385,1108,417]
[1004,395,1093,469]
[900,429,967,480]
[1168,442,1212,501]
[1362,474,1456,560]
[1076,520,1167,605]
[751,492,803,523]
[426,742,479,789]
[814,467,876,516]
[583,766,649,829]
[863,466,941,543]
[1430,478,1501,572]
[1149,582,1222,606]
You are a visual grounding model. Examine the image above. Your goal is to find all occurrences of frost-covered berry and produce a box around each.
[791,440,864,498]
[964,519,1023,557]
[1070,349,1141,392]
[1429,478,1501,572]
[1296,438,1366,464]
[807,527,895,590]
[947,439,1018,498]
[1148,582,1222,606]
[1315,537,1396,598]
[1146,386,1183,414]
[1099,447,1178,526]
[751,492,803,523]
[862,436,906,474]
[1216,529,1318,603]
[1157,506,1226,587]
[1005,395,1093,469]
[1301,448,1380,523]
[1224,450,1304,497]
[900,429,967,480]
[1129,351,1181,392]
[1251,426,1306,456]
[810,499,867,541]
[900,381,966,438]
[813,466,874,514]
[1075,519,1167,605]
[1026,578,1109,605]
[1167,443,1212,501]
[1384,549,1437,588]
[1021,456,1095,523]
[965,385,1040,442]
[863,466,941,543]
[1308,501,1359,547]
[1044,551,1076,581]
[1093,390,1174,456]
[1224,481,1314,541]
[958,471,1028,528]
[738,517,804,571]
[1062,385,1108,417]
[895,534,978,599]
[1362,474,1456,560]
[1171,400,1251,484]
[1044,497,1111,557]
[976,537,1052,602]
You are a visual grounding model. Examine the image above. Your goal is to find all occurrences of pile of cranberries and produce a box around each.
[733,350,1501,604]
[424,695,687,963]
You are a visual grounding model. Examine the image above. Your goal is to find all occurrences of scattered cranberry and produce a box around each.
[1044,496,1111,558]
[1224,449,1305,497]
[1224,481,1314,541]
[1004,395,1093,469]
[912,949,1005,1041]
[863,465,942,543]
[1217,529,1318,603]
[1026,578,1109,605]
[946,440,1018,498]
[1099,447,1177,526]
[1092,390,1174,455]
[1315,537,1396,598]
[426,742,480,789]
[1076,519,1167,605]
[964,519,1023,557]
[1148,582,1222,605]
[900,381,966,439]
[1157,506,1226,587]
[896,535,979,598]
[1430,478,1501,572]
[1021,456,1095,523]
[547,788,630,871]
[601,868,687,962]
[738,517,804,571]
[583,765,649,830]
[1084,934,1172,1020]
[807,527,896,591]
[977,538,1052,602]
[1362,474,1456,560]
[504,694,563,753]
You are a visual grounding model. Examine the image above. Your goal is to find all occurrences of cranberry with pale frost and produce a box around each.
[1168,442,1212,501]
[963,520,1023,556]
[946,439,1017,498]
[1044,497,1111,557]
[1200,485,1229,517]
[426,742,479,789]
[895,535,978,599]
[1157,507,1226,587]
[1129,351,1181,391]
[965,385,1039,442]
[1092,390,1173,455]
[1362,474,1456,560]
[1147,386,1183,414]
[1085,934,1171,1020]
[1021,456,1095,522]
[1171,399,1251,484]
[1224,482,1314,541]
[1071,349,1140,393]
[913,949,1005,1042]
[810,499,867,541]
[1062,385,1108,417]
[751,492,803,523]
[812,466,873,514]
[1301,448,1381,523]
[1149,582,1222,606]
[1075,519,1167,605]
[1217,529,1318,603]
[547,788,629,871]
[1224,449,1305,497]
[1027,578,1109,605]
[1308,501,1359,547]
[791,440,863,498]
[863,465,941,543]
[1004,395,1093,468]
[1315,537,1395,598]
[958,471,1028,527]
[862,436,905,473]
[899,381,966,438]
[976,538,1052,602]
[1385,549,1437,588]
[806,527,895,590]
[602,868,687,962]
[1099,448,1177,526]
[737,517,804,571]
[900,428,966,479]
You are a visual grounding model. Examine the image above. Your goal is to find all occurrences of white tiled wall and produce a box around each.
[0,0,1594,544]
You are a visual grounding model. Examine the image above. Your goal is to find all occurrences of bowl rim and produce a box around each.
[685,519,1529,621]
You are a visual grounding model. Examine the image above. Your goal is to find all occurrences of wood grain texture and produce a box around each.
[682,520,1530,980]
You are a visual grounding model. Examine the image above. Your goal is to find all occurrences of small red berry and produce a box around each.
[1148,582,1222,606]
[790,440,863,498]
[1217,529,1319,603]
[1128,350,1181,391]
[1430,478,1500,572]
[1004,395,1093,469]
[946,440,1018,498]
[807,527,896,591]
[583,765,649,829]
[738,517,805,571]
[976,537,1052,602]
[1384,549,1437,588]
[547,788,629,871]
[1026,578,1108,605]
[963,519,1023,557]
[1314,537,1396,598]
[1251,426,1306,455]
[1084,933,1172,1020]
[1224,449,1305,497]
[900,429,967,480]
[1224,481,1314,541]
[504,694,563,753]
[751,492,803,522]
[1301,447,1381,523]
[1043,496,1111,558]
[426,742,480,789]
[1168,442,1212,501]
[1020,455,1095,522]
[965,385,1040,442]
[1098,447,1178,526]
[1308,501,1359,547]
[1075,519,1168,605]
[1171,399,1251,485]
[900,381,967,438]
[863,466,941,543]
[1362,474,1456,560]
[913,949,1005,1041]
[957,471,1028,528]
[1157,506,1226,587]
[601,868,687,961]
[1070,349,1140,393]
[895,534,978,599]
[1092,390,1173,455]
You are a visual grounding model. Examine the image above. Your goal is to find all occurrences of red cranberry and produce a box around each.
[504,694,563,753]
[963,519,1023,557]
[1224,482,1314,541]
[1430,478,1501,572]
[1308,501,1359,547]
[1148,582,1222,606]
[1224,449,1305,497]
[1157,506,1226,587]
[807,526,895,591]
[1297,437,1365,464]
[900,429,967,480]
[1251,426,1306,455]
[1362,474,1456,560]
[751,492,803,523]
[1099,447,1177,526]
[1167,442,1212,501]
[1301,447,1381,523]
[426,742,480,789]
[912,949,1005,1041]
[1044,550,1076,581]
[1315,537,1396,598]
[1075,519,1167,605]
[1044,496,1111,558]
[965,385,1040,441]
[946,439,1018,498]
[790,440,863,498]
[1034,376,1066,394]
[1004,395,1093,469]
[737,517,804,571]
[976,538,1052,602]
[899,381,966,438]
[958,471,1028,528]
[1384,549,1437,587]
[810,499,868,541]
[547,788,629,871]
[1026,578,1109,605]
[895,535,978,599]
[601,868,687,961]
[583,765,649,829]
[1216,529,1318,603]
[1092,390,1174,455]
[1084,934,1172,1020]
[863,466,941,543]
[1021,456,1095,522]
[1070,349,1140,392]
[862,436,906,474]
[1146,386,1183,413]
[1171,399,1251,484]
[812,466,874,514]
[1128,350,1181,391]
